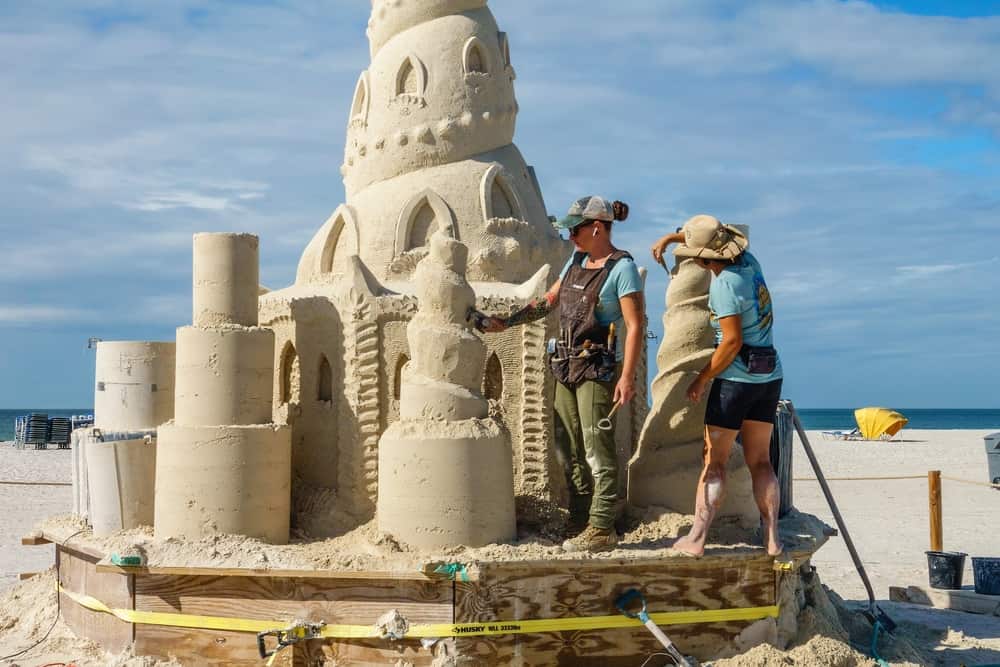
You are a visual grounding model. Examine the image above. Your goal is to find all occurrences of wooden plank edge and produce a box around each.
[22,533,51,546]
[890,585,1000,616]
[94,559,468,581]
[19,571,43,580]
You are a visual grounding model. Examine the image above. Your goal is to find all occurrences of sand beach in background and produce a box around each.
[1,430,998,665]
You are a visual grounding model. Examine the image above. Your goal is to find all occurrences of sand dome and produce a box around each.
[366,0,488,56]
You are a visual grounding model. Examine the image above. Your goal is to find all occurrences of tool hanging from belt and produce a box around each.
[549,250,631,386]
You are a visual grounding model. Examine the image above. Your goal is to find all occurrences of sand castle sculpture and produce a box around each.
[378,232,516,548]
[40,6,844,665]
[70,0,753,544]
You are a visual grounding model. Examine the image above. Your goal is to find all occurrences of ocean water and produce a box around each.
[794,409,1000,431]
[1,408,998,442]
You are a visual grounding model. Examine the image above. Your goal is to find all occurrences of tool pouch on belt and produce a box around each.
[740,344,778,375]
[548,250,631,387]
[549,342,617,386]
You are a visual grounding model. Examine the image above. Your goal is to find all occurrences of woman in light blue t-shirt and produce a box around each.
[651,215,784,558]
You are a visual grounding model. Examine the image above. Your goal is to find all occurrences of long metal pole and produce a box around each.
[786,401,877,605]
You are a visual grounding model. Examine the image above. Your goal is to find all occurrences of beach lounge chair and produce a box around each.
[821,428,862,441]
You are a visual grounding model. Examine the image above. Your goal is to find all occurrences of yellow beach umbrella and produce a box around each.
[854,407,908,440]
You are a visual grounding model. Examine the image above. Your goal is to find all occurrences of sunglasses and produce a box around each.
[568,220,597,237]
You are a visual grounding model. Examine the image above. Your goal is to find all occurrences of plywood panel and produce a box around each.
[134,574,452,665]
[57,547,133,655]
[454,556,776,665]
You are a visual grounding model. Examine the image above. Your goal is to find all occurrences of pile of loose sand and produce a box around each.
[0,570,182,667]
[35,505,830,575]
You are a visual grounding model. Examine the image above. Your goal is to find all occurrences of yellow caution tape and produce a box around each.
[58,583,778,639]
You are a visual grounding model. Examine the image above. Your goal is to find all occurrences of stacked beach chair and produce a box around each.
[24,413,49,449]
[49,417,72,448]
[13,413,87,449]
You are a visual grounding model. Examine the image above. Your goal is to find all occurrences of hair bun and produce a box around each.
[612,200,629,222]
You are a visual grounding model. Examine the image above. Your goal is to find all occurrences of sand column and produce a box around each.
[77,341,175,531]
[378,233,516,548]
[154,233,291,544]
[627,227,756,522]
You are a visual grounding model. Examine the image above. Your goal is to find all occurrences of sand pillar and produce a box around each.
[155,233,291,544]
[76,341,174,522]
[378,233,516,548]
[627,235,757,523]
[193,232,260,327]
[94,341,176,432]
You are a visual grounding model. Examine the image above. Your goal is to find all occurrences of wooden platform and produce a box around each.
[31,526,828,666]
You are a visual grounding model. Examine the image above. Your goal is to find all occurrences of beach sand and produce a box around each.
[1,431,998,665]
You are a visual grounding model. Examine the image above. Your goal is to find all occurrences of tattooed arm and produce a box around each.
[505,283,560,328]
[471,280,561,333]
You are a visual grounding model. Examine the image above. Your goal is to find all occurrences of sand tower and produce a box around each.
[75,341,175,535]
[296,0,563,286]
[154,233,292,544]
[628,248,756,522]
[258,0,621,535]
[378,233,516,548]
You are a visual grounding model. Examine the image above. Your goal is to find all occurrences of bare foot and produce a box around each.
[671,536,705,558]
[767,541,786,558]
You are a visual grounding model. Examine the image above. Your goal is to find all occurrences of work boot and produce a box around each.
[561,525,618,553]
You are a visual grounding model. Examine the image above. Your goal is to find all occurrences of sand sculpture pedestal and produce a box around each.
[154,233,291,544]
[378,233,516,548]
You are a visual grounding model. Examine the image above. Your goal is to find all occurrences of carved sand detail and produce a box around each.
[377,233,516,548]
[628,257,757,522]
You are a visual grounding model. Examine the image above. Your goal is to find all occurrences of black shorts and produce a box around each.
[705,378,783,430]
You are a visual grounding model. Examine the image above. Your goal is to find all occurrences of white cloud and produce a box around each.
[0,305,96,324]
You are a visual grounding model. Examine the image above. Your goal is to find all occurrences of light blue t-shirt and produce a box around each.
[709,251,783,383]
[559,253,644,360]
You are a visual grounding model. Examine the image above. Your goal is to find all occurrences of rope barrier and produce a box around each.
[794,474,999,488]
[793,475,924,482]
[0,480,72,487]
[942,475,1000,489]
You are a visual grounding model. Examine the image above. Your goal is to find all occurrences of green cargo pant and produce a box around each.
[553,377,618,531]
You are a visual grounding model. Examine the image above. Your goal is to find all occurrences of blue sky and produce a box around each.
[1,0,997,409]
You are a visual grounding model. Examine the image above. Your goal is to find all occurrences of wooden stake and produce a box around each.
[928,470,943,552]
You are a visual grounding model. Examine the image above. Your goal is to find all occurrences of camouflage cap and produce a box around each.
[554,196,615,229]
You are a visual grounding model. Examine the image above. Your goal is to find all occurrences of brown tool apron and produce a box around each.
[549,250,631,387]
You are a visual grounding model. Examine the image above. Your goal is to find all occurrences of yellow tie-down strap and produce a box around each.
[58,583,779,639]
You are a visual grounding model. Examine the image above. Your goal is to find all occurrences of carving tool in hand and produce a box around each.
[597,403,620,432]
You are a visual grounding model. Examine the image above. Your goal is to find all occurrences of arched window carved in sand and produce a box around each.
[463,37,491,75]
[396,55,426,97]
[480,164,523,222]
[393,354,409,401]
[317,354,332,402]
[483,352,503,401]
[395,189,458,254]
[319,205,361,275]
[280,342,301,404]
[350,71,370,123]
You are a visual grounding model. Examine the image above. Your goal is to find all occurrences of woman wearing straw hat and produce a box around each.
[475,196,643,553]
[650,215,784,557]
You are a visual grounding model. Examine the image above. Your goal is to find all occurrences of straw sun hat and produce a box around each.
[673,214,749,261]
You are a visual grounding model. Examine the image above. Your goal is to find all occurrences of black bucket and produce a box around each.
[972,557,1000,596]
[926,551,967,590]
